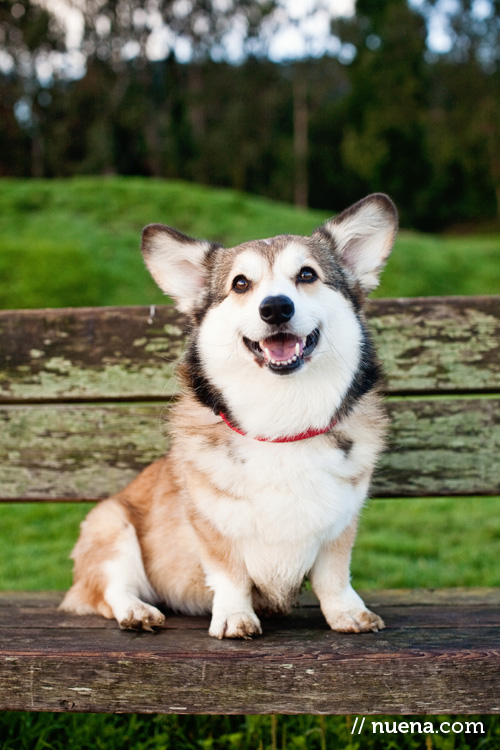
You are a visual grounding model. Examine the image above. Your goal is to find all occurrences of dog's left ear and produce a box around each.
[315,194,398,293]
[142,224,216,313]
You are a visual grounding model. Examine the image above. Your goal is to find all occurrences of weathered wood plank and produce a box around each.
[1,590,500,713]
[0,402,169,501]
[0,305,185,403]
[368,296,500,395]
[1,297,499,402]
[376,397,500,497]
[3,587,500,608]
[1,398,498,500]
[1,596,500,631]
[3,645,500,714]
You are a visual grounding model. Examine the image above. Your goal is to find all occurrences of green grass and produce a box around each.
[379,230,500,298]
[2,497,500,592]
[0,177,328,309]
[355,496,500,588]
[0,177,499,309]
[3,423,500,595]
[1,713,499,750]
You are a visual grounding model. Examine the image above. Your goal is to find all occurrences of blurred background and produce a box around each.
[1,0,500,228]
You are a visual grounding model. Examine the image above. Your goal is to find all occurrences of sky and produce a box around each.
[41,0,357,70]
[7,0,473,83]
[255,0,357,62]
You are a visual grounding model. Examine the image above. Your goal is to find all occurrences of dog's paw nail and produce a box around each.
[118,603,165,631]
[329,608,385,634]
[209,612,262,639]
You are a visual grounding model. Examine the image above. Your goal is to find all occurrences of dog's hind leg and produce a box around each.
[60,498,165,631]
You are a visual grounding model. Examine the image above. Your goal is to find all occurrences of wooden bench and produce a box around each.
[1,296,499,714]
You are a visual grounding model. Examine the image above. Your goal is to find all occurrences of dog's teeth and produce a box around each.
[295,343,300,357]
[264,347,271,361]
[292,355,297,362]
[271,359,276,365]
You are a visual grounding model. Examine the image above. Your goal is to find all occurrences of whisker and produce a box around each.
[321,329,353,370]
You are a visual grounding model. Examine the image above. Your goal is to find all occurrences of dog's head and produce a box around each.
[142,194,397,438]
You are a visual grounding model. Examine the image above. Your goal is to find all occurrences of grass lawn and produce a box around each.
[2,496,500,592]
[1,177,500,309]
[1,713,499,750]
[1,178,499,743]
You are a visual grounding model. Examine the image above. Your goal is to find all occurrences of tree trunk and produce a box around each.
[31,130,44,177]
[293,69,308,208]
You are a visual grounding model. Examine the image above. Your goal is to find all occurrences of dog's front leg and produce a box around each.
[310,517,385,633]
[204,567,262,640]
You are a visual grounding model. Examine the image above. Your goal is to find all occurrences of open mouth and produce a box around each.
[243,328,320,374]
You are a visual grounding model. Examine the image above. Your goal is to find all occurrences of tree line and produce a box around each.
[1,0,499,229]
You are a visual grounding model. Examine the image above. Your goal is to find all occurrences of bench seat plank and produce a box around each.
[1,297,499,402]
[1,398,498,501]
[1,591,499,714]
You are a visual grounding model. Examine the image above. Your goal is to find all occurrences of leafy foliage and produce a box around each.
[1,1,499,228]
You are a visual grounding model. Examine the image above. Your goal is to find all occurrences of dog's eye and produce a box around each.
[232,275,251,293]
[298,267,317,283]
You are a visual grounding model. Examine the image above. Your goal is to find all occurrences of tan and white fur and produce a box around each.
[61,194,398,639]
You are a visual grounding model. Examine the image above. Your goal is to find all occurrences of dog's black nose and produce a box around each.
[259,295,295,325]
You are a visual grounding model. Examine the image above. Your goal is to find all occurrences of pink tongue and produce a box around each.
[262,336,301,362]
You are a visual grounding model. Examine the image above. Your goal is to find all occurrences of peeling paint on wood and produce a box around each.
[376,397,500,497]
[367,296,500,394]
[0,398,498,500]
[0,403,169,500]
[1,297,499,402]
[0,306,186,402]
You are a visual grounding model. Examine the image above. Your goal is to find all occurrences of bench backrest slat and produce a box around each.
[1,296,499,403]
[1,297,499,502]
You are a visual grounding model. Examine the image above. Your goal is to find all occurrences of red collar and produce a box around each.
[219,412,336,443]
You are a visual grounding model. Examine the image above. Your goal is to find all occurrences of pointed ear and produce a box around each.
[141,224,216,313]
[315,194,398,293]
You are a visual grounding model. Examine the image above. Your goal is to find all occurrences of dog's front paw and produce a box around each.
[118,601,166,632]
[327,607,385,633]
[209,611,262,640]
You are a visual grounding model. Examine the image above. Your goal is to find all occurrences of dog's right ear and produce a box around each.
[142,224,215,313]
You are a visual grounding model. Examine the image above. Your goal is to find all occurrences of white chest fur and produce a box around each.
[186,431,370,602]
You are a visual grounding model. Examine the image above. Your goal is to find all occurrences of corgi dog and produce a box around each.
[61,193,397,639]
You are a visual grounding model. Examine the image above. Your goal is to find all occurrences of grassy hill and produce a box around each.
[1,177,499,309]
